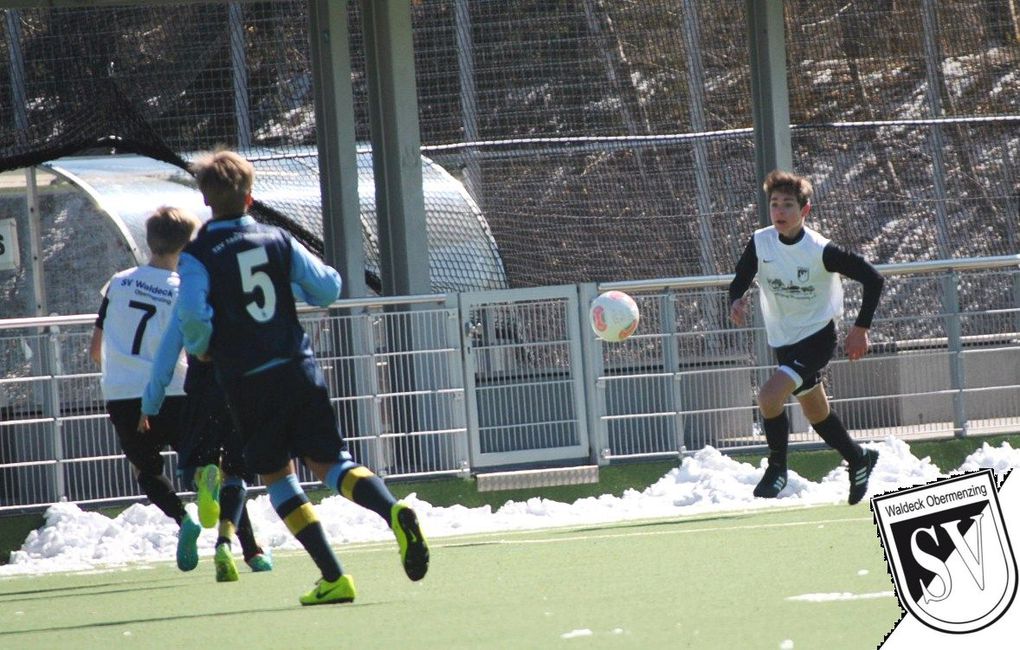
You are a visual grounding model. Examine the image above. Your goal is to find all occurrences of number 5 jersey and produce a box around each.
[176,216,341,386]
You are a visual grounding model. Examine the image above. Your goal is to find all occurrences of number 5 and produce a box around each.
[237,247,277,322]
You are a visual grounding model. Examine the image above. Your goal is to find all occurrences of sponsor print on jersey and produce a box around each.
[118,275,178,305]
[873,470,1017,634]
[766,277,816,300]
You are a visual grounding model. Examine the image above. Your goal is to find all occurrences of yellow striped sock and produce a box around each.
[340,466,374,500]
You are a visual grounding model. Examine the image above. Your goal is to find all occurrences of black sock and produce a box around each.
[219,481,246,527]
[136,473,185,524]
[812,412,864,463]
[762,412,789,468]
[236,505,262,560]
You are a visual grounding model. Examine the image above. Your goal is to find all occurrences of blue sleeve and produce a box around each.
[291,282,311,304]
[141,323,184,415]
[289,238,342,307]
[176,252,214,356]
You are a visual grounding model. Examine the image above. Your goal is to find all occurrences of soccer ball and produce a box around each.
[589,290,640,342]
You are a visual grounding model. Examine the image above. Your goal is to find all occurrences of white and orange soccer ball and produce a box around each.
[589,290,640,342]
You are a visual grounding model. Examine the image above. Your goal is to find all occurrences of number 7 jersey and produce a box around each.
[96,265,188,400]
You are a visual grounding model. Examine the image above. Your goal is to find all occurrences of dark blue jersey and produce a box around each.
[183,220,313,382]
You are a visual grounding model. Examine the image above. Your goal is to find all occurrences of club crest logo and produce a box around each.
[797,267,809,283]
[873,470,1017,633]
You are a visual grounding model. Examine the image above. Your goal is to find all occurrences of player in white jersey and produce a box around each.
[89,206,204,571]
[729,170,885,505]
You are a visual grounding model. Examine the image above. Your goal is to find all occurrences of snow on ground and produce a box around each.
[1,436,1017,577]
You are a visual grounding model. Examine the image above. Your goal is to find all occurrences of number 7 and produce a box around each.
[127,300,157,355]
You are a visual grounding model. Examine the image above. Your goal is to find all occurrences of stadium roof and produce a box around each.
[39,150,508,294]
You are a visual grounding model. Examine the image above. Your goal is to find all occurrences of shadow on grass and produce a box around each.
[0,581,186,604]
[435,512,757,547]
[0,601,384,637]
[564,512,754,535]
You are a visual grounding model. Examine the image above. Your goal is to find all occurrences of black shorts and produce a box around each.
[774,320,836,396]
[221,357,348,476]
[177,366,253,483]
[108,396,186,476]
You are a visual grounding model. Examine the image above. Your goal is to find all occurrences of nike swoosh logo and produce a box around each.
[793,360,805,367]
[762,259,774,263]
[317,584,340,597]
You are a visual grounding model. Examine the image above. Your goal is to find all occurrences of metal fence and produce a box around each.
[2,256,1018,512]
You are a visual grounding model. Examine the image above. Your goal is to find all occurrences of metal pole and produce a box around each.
[454,0,481,206]
[229,2,252,151]
[920,0,953,258]
[359,0,430,297]
[308,0,366,296]
[5,11,28,138]
[746,0,792,227]
[46,327,66,500]
[942,272,967,437]
[682,0,722,344]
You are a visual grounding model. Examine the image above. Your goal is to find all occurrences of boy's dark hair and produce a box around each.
[191,149,255,216]
[146,206,199,255]
[763,170,813,208]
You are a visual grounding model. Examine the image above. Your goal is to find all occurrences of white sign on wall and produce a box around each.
[0,218,21,271]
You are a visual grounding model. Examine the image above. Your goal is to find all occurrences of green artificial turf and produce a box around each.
[0,505,900,650]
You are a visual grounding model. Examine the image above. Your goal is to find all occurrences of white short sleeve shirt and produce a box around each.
[98,265,187,400]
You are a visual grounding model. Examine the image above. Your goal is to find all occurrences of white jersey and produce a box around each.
[98,265,187,401]
[753,225,843,347]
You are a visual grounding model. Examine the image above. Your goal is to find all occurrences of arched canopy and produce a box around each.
[40,150,507,294]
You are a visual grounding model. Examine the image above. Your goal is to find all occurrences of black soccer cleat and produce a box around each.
[753,464,788,499]
[847,448,879,505]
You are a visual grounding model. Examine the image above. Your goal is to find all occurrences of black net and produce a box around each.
[0,1,1017,292]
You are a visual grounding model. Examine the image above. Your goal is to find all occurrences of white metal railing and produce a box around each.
[1,256,1018,511]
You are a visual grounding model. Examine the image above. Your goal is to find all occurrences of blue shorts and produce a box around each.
[774,321,836,396]
[221,357,348,476]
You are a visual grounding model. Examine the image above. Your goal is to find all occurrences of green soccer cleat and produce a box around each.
[176,514,201,572]
[214,543,239,582]
[196,464,222,529]
[299,575,356,606]
[245,550,273,573]
[390,502,429,581]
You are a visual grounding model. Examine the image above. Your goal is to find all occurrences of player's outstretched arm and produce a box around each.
[728,237,757,327]
[89,326,103,365]
[844,324,870,361]
[289,238,342,307]
[730,296,750,327]
[90,291,110,365]
[176,253,214,357]
[141,323,185,417]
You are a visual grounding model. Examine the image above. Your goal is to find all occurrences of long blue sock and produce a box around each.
[268,474,342,581]
[325,459,397,522]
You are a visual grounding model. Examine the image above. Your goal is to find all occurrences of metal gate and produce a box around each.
[459,285,591,469]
